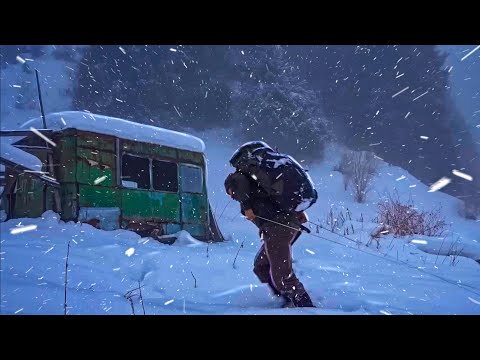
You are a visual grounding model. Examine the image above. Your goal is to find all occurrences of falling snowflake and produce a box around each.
[452,170,473,181]
[10,225,37,235]
[411,240,428,245]
[392,86,409,98]
[461,45,480,61]
[30,127,56,147]
[428,177,451,192]
[94,175,108,185]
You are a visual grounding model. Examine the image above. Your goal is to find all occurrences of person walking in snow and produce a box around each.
[224,141,317,308]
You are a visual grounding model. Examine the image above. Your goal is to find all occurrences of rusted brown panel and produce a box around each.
[178,150,204,165]
[121,139,177,160]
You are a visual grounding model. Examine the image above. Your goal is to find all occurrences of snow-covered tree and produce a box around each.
[73,45,232,131]
[231,45,331,160]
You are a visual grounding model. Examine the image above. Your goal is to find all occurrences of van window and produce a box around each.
[152,160,178,192]
[180,165,203,193]
[121,154,150,189]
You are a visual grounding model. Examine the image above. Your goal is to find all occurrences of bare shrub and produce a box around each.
[335,150,379,203]
[334,151,354,191]
[324,207,355,235]
[376,192,446,237]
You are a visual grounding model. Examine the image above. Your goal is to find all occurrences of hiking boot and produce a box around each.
[282,297,296,308]
[268,279,282,297]
[292,292,315,308]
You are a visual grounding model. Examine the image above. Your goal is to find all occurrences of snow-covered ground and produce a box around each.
[1,46,480,315]
[1,129,480,315]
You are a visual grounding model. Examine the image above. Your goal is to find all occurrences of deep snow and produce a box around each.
[1,47,480,315]
[1,130,480,315]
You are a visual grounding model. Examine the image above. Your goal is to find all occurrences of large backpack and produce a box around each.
[229,141,318,213]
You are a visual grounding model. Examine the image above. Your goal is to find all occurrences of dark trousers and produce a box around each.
[253,224,307,300]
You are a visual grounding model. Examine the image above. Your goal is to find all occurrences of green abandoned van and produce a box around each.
[0,111,223,243]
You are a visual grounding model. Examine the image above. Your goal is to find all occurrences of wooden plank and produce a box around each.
[0,157,59,187]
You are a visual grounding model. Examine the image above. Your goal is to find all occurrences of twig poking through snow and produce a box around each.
[435,236,447,265]
[428,177,451,192]
[125,293,135,315]
[64,240,71,315]
[191,271,197,288]
[138,281,146,315]
[452,169,473,181]
[233,241,245,269]
[124,284,145,315]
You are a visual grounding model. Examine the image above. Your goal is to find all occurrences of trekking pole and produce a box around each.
[306,220,360,246]
[249,215,480,297]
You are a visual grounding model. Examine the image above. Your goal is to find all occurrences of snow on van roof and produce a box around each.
[19,111,206,153]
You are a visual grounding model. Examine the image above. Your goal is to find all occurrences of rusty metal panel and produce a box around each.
[181,193,207,224]
[77,132,115,152]
[13,174,45,218]
[78,207,120,230]
[182,223,208,239]
[61,183,78,221]
[76,147,114,186]
[57,136,77,182]
[122,139,177,160]
[178,150,204,165]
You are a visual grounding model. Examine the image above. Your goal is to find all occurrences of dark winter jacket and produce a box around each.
[224,171,300,231]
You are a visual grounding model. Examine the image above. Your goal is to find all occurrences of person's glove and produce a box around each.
[244,209,255,221]
[297,211,309,224]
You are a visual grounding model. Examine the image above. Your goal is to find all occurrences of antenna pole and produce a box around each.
[35,69,47,129]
